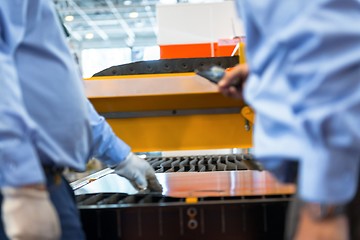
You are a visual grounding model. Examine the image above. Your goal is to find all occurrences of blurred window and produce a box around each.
[81,46,160,78]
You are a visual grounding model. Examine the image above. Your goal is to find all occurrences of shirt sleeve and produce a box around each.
[240,0,360,204]
[280,0,360,204]
[87,100,131,167]
[0,2,45,187]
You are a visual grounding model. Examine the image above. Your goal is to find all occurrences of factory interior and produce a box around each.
[52,0,297,239]
[7,0,358,240]
[54,0,295,239]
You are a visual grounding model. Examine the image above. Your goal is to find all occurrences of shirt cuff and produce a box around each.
[299,148,360,204]
[256,157,299,183]
[98,137,131,167]
[0,139,45,187]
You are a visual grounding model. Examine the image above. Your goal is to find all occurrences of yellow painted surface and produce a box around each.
[84,72,195,81]
[239,42,247,64]
[185,197,198,204]
[241,106,254,124]
[85,73,253,152]
[106,113,252,152]
[85,73,218,97]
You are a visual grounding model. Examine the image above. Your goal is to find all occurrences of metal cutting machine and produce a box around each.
[74,56,295,240]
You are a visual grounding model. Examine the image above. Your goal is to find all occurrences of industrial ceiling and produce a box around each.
[54,0,225,49]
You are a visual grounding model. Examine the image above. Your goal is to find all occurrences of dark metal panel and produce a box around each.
[92,56,239,76]
[77,194,291,240]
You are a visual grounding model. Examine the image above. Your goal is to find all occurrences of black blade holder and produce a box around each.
[195,65,244,91]
[195,65,226,84]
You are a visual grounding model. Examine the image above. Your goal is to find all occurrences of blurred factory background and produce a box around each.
[54,0,243,77]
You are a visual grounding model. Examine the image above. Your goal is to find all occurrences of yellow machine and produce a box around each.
[85,72,253,153]
[77,46,295,240]
[84,42,254,153]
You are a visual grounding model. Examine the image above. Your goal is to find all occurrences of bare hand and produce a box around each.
[218,64,249,99]
[294,206,349,240]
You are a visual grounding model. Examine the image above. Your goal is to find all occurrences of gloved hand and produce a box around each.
[1,186,61,240]
[113,152,163,192]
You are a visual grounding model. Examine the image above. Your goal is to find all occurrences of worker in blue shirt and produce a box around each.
[0,1,162,239]
[219,0,360,239]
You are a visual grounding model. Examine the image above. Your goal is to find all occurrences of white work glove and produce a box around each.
[1,187,61,240]
[113,152,163,192]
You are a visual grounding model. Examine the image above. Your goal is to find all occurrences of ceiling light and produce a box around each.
[64,15,74,22]
[129,11,139,18]
[85,33,94,40]
[124,0,132,5]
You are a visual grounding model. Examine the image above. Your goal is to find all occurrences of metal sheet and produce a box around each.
[73,170,295,197]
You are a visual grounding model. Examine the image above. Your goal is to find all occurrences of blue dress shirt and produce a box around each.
[0,0,130,187]
[236,0,360,204]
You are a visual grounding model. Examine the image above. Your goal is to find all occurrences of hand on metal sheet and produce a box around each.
[113,152,163,192]
[218,64,249,99]
[1,186,61,240]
